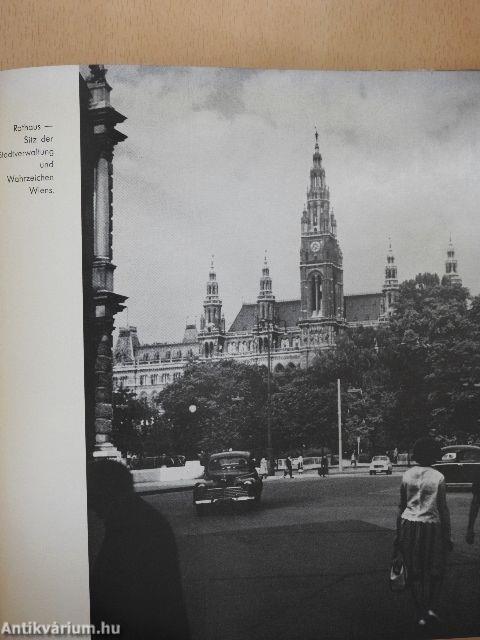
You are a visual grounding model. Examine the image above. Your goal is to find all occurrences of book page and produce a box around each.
[0,66,90,630]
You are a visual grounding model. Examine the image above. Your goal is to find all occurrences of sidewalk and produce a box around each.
[134,464,407,495]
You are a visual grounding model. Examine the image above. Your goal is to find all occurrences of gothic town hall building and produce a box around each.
[113,134,460,399]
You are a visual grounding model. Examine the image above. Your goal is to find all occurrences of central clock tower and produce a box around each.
[299,131,344,346]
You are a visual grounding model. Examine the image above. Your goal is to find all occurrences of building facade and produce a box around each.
[113,136,458,400]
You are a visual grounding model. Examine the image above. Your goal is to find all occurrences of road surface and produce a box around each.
[145,473,480,640]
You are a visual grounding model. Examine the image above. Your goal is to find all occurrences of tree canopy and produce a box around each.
[113,273,480,458]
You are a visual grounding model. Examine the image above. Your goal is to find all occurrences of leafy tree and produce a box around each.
[158,360,268,457]
[386,273,480,444]
[124,274,480,460]
[111,387,153,456]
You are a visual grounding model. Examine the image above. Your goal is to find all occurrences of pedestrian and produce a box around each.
[393,447,398,465]
[297,454,304,474]
[350,451,357,468]
[160,452,169,468]
[393,437,453,629]
[284,455,293,478]
[465,477,480,545]
[259,457,268,479]
[87,460,190,639]
[319,455,329,477]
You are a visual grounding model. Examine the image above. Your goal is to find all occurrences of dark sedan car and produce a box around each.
[433,445,480,485]
[193,450,263,515]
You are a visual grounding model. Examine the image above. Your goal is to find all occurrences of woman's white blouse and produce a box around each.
[401,466,445,524]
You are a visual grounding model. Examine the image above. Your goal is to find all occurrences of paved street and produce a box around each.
[145,474,480,640]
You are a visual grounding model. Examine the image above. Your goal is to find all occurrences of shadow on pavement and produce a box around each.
[178,519,480,640]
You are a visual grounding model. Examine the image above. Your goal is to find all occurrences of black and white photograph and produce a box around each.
[80,65,480,640]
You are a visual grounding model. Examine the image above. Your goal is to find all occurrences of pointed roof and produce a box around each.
[228,299,302,332]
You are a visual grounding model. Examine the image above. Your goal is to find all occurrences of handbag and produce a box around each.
[389,553,407,592]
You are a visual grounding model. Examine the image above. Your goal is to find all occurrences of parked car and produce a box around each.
[369,455,393,475]
[193,450,263,515]
[170,455,186,467]
[432,445,480,485]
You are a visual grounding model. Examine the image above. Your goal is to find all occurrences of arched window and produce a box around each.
[309,273,322,316]
[332,272,337,317]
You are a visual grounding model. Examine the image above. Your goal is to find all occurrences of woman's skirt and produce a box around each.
[399,518,447,581]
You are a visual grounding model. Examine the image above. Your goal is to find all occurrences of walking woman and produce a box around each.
[394,437,453,628]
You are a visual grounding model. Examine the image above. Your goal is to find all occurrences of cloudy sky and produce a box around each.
[107,66,480,344]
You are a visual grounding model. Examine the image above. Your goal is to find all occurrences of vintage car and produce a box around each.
[369,455,393,475]
[432,445,480,485]
[193,450,263,515]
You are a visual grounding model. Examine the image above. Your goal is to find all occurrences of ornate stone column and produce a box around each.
[85,65,128,458]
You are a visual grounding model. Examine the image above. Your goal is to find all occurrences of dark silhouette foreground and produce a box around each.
[87,460,190,640]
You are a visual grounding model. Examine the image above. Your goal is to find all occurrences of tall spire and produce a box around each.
[444,237,462,286]
[257,252,275,321]
[299,128,344,325]
[302,127,333,235]
[200,256,223,331]
[205,255,220,301]
[312,127,322,167]
[382,239,399,317]
[258,251,274,299]
[383,239,398,287]
[209,254,216,280]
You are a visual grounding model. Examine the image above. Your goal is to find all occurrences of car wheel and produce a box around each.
[387,469,392,475]
[369,471,374,475]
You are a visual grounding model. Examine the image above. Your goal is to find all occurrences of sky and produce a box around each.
[106,66,480,344]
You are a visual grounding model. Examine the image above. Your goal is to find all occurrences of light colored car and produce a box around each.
[369,455,393,475]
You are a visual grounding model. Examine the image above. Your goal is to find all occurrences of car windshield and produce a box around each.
[372,456,388,461]
[209,456,249,471]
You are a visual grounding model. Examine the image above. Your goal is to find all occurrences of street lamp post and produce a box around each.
[338,384,366,471]
[257,317,275,476]
[347,387,364,459]
[337,378,343,472]
[266,321,274,476]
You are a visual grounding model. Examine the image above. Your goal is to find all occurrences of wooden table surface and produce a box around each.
[0,0,480,71]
